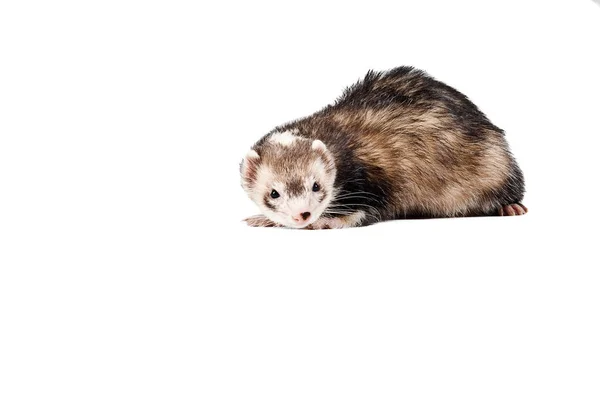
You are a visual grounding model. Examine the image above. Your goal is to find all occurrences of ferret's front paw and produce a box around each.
[306,217,345,230]
[244,215,279,227]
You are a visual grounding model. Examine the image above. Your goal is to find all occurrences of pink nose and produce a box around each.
[293,212,311,222]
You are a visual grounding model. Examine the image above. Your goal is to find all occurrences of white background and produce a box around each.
[1,1,599,400]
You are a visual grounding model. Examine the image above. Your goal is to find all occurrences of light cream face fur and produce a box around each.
[241,136,336,228]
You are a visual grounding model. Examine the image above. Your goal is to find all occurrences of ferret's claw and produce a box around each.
[498,204,528,216]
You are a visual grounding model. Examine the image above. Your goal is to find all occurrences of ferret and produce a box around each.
[240,66,526,229]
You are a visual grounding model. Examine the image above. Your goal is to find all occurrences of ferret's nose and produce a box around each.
[293,212,311,222]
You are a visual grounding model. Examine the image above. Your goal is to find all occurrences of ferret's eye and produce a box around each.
[312,182,320,192]
[270,189,280,199]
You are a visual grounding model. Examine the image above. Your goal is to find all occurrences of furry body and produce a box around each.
[241,66,526,229]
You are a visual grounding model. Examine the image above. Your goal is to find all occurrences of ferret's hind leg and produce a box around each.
[498,203,528,216]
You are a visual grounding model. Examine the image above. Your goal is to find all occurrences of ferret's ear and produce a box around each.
[240,149,260,184]
[312,139,335,173]
[311,140,327,152]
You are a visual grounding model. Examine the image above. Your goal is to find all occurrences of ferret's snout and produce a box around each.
[293,212,311,222]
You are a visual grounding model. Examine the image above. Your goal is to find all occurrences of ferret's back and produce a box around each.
[310,67,524,217]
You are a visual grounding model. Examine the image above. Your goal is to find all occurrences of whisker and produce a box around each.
[326,203,383,221]
[331,196,384,206]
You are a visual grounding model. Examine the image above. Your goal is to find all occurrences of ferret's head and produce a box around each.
[240,132,336,228]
